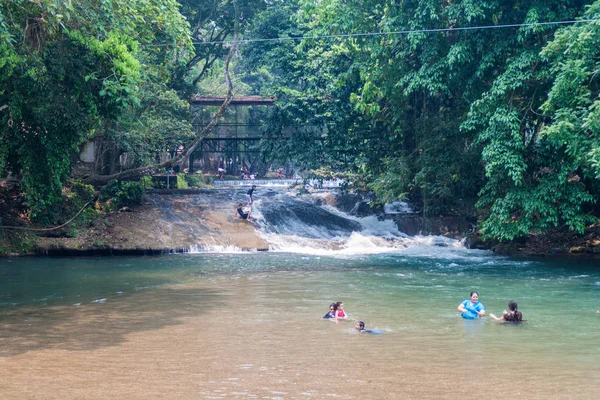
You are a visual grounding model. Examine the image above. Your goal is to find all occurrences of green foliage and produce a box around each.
[141,176,154,189]
[459,1,600,239]
[184,174,203,187]
[369,157,411,205]
[178,0,268,91]
[176,173,188,189]
[237,0,598,239]
[100,180,145,211]
[0,230,37,255]
[540,2,600,179]
[0,0,192,222]
[58,180,99,227]
[2,0,599,242]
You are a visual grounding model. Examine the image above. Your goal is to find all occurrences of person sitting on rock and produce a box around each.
[236,203,250,220]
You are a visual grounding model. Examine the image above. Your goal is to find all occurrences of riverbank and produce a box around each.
[1,188,269,256]
[1,186,600,257]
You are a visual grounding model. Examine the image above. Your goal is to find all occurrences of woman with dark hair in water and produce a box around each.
[323,303,337,319]
[490,300,523,323]
[457,291,485,319]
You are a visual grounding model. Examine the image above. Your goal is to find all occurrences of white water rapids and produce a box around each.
[188,188,466,256]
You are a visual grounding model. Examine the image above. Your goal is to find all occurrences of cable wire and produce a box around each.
[194,18,599,46]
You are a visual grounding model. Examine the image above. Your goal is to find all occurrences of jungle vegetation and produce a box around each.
[1,0,599,241]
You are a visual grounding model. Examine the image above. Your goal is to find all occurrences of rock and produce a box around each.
[569,246,586,254]
[465,234,493,250]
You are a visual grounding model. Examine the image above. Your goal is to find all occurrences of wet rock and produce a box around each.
[393,215,471,237]
[569,246,586,254]
[464,234,493,250]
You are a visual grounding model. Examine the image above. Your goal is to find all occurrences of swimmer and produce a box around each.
[335,301,347,319]
[323,303,336,319]
[490,300,523,323]
[457,291,485,319]
[355,321,383,334]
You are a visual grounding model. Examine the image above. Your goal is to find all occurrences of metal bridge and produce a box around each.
[189,96,276,174]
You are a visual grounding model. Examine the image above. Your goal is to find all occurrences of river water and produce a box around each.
[0,188,599,399]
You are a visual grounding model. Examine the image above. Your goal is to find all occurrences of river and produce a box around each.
[0,187,598,399]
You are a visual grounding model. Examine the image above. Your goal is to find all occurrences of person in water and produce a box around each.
[246,185,256,205]
[236,203,250,220]
[355,321,383,334]
[323,303,336,319]
[335,301,347,319]
[457,291,485,319]
[490,300,523,323]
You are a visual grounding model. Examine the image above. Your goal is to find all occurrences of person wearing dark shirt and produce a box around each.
[236,203,249,220]
[490,300,524,323]
[355,321,383,334]
[323,303,337,319]
[246,185,256,205]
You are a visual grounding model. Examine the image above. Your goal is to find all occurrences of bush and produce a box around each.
[100,180,145,211]
[69,180,96,203]
[0,231,37,255]
[141,176,153,189]
[176,173,188,188]
[60,180,99,225]
[184,174,206,187]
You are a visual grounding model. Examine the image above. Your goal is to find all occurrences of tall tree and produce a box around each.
[0,0,192,222]
[238,0,599,238]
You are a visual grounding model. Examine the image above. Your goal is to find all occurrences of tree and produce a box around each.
[463,2,598,239]
[176,0,268,92]
[238,0,599,238]
[0,0,192,222]
[84,0,242,186]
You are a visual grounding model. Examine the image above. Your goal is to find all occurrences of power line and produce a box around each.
[194,18,599,46]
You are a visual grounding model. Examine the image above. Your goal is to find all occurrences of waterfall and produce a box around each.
[248,190,463,255]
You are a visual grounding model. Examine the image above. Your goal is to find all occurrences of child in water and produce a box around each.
[355,321,382,334]
[490,300,523,322]
[335,301,347,319]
